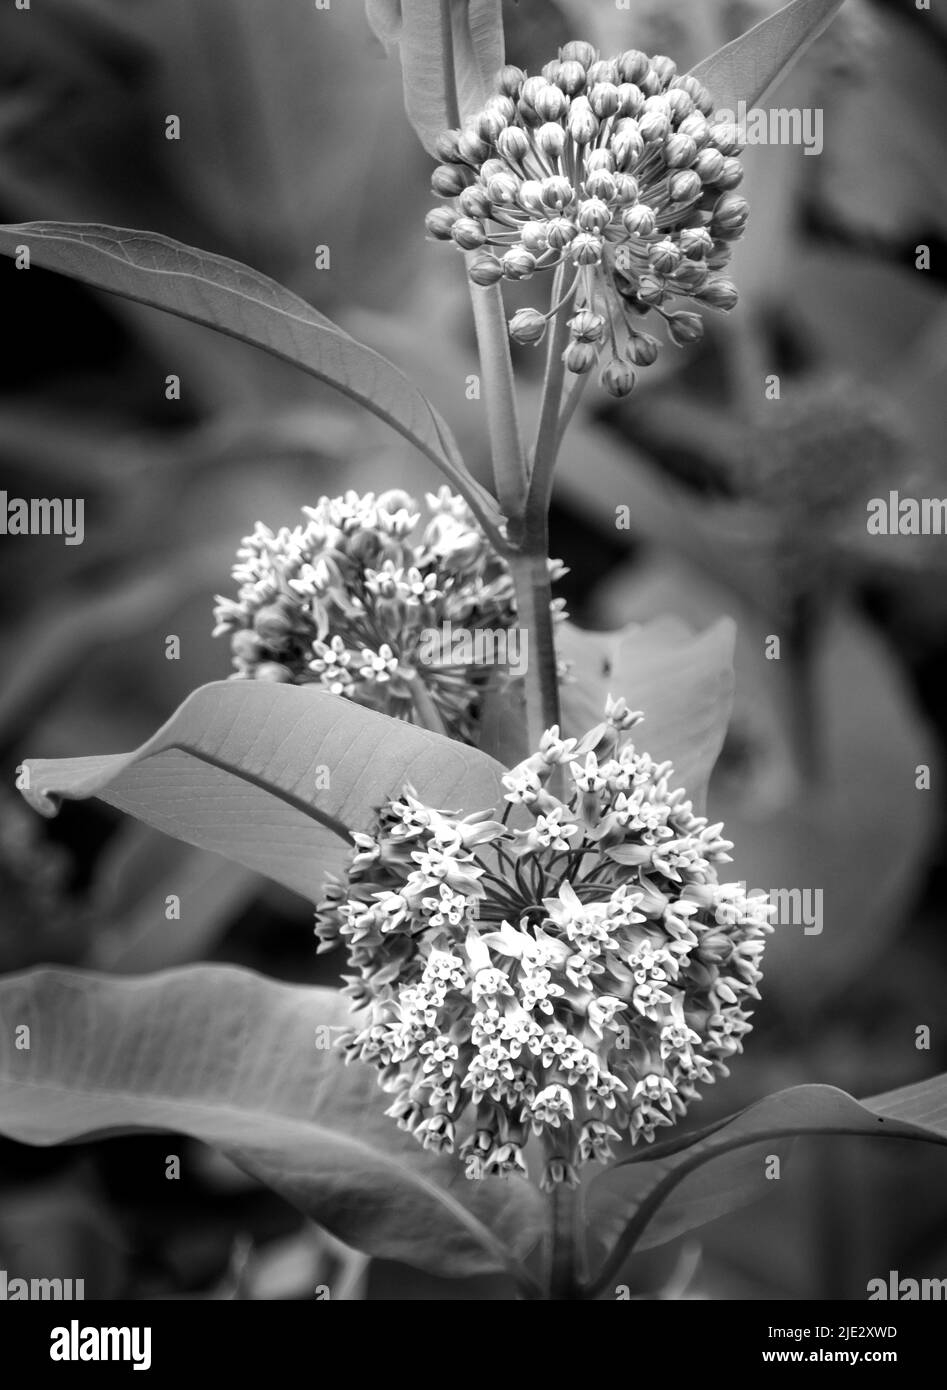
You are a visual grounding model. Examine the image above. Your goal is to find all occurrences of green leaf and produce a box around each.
[558,616,736,813]
[584,1079,947,1294]
[0,966,542,1282]
[0,223,500,532]
[385,1,504,154]
[689,0,846,112]
[20,682,508,903]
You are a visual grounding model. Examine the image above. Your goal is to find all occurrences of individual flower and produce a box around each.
[213,488,566,742]
[425,41,748,396]
[317,698,774,1191]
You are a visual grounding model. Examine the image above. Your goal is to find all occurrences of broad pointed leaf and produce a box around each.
[0,223,500,530]
[585,1080,947,1291]
[19,682,507,902]
[690,0,847,112]
[0,966,542,1281]
[383,0,504,154]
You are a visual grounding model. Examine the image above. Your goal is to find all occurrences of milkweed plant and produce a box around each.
[3,0,947,1303]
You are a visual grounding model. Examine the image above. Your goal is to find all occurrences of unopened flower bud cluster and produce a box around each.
[317,699,773,1191]
[425,40,748,397]
[213,488,565,742]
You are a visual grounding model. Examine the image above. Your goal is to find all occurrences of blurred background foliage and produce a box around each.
[1,0,945,1299]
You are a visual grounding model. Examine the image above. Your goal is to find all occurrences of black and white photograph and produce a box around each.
[0,0,945,1346]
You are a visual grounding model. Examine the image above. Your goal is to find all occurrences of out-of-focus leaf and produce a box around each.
[585,1080,947,1289]
[558,616,736,813]
[689,0,846,110]
[87,827,259,973]
[0,223,500,528]
[0,966,543,1282]
[384,0,504,153]
[19,682,508,903]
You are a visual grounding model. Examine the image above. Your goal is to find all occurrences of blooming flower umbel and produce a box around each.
[317,699,774,1191]
[425,41,748,396]
[213,488,565,742]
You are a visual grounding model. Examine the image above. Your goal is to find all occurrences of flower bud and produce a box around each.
[535,84,568,122]
[536,121,567,157]
[585,168,616,201]
[664,132,697,168]
[425,207,457,239]
[457,129,490,164]
[253,602,298,645]
[638,110,670,143]
[670,260,708,292]
[486,94,516,123]
[600,359,636,397]
[711,192,750,235]
[458,185,491,218]
[562,340,597,373]
[589,82,620,118]
[431,164,470,196]
[666,88,693,122]
[669,169,702,202]
[499,65,525,97]
[540,175,575,210]
[497,125,529,161]
[671,75,714,115]
[613,172,639,204]
[560,40,597,68]
[467,253,504,286]
[610,119,644,168]
[567,308,606,342]
[627,331,660,366]
[679,225,713,258]
[557,59,587,95]
[476,108,506,142]
[517,179,545,212]
[570,231,603,265]
[434,129,463,162]
[694,147,725,183]
[649,239,681,274]
[501,246,536,279]
[667,311,705,346]
[486,172,519,204]
[709,121,745,155]
[567,96,598,144]
[231,628,265,662]
[638,67,662,96]
[450,216,487,249]
[521,75,547,108]
[520,220,550,253]
[616,82,645,117]
[651,54,677,83]
[678,112,710,145]
[621,204,655,236]
[697,278,739,310]
[542,59,564,85]
[545,217,576,249]
[508,307,547,345]
[589,57,619,83]
[636,273,665,304]
[255,661,294,682]
[577,197,612,232]
[717,156,744,190]
[618,49,650,84]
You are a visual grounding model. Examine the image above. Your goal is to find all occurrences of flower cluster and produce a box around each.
[425,41,748,397]
[317,700,774,1191]
[213,488,565,743]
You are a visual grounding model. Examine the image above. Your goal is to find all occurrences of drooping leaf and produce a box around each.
[689,0,847,112]
[0,965,542,1283]
[19,682,508,903]
[558,616,736,813]
[584,1079,947,1292]
[0,223,500,531]
[382,0,504,154]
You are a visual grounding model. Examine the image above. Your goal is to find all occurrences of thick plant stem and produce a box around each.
[508,548,560,756]
[525,266,572,525]
[467,275,529,520]
[547,1182,580,1299]
[406,673,448,736]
